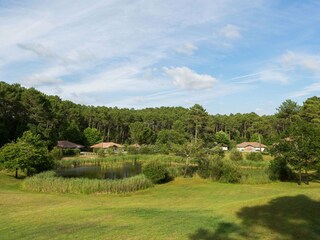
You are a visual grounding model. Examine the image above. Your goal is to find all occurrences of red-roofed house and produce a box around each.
[236,142,267,152]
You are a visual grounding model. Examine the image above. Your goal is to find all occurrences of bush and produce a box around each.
[197,157,241,183]
[269,157,295,181]
[213,160,241,183]
[240,168,271,184]
[142,161,171,183]
[50,147,63,160]
[63,148,80,156]
[229,149,243,161]
[210,146,225,158]
[97,148,105,157]
[246,152,263,161]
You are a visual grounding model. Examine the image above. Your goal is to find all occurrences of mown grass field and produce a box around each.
[1,171,320,240]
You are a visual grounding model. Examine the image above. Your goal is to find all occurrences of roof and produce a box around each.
[131,143,141,148]
[90,142,124,148]
[57,140,84,149]
[236,142,267,148]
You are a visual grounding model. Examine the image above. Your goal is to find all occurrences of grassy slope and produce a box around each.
[0,172,320,240]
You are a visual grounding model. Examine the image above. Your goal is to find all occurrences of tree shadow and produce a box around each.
[189,195,320,240]
[189,222,245,240]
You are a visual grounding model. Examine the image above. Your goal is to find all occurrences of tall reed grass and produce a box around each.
[57,154,185,168]
[239,167,271,184]
[23,171,153,194]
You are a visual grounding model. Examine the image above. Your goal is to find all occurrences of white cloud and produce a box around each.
[259,70,289,85]
[219,24,241,40]
[281,51,320,72]
[164,66,218,90]
[175,43,198,55]
[24,75,63,87]
[18,43,58,59]
[291,82,320,98]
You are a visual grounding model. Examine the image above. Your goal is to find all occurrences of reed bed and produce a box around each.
[23,171,153,194]
[58,154,185,168]
[239,167,271,184]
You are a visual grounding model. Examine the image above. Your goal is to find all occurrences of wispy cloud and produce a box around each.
[164,66,218,90]
[219,24,241,40]
[175,43,198,56]
[291,82,320,98]
[281,51,320,73]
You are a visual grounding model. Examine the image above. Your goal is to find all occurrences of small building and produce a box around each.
[90,142,124,153]
[131,143,141,148]
[236,142,267,152]
[57,140,84,149]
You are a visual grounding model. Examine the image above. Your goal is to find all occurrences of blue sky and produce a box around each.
[1,0,320,115]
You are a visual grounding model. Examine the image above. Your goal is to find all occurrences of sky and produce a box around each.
[1,0,320,115]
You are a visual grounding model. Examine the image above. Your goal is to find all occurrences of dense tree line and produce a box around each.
[1,81,320,151]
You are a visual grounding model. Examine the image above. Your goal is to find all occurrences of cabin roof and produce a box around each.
[236,142,267,148]
[57,140,84,149]
[90,142,124,148]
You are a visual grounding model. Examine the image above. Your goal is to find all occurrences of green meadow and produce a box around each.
[1,171,320,240]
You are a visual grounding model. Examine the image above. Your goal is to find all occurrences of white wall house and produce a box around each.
[236,142,267,152]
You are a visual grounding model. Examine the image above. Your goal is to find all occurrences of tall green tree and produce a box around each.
[129,122,154,144]
[83,127,102,146]
[0,131,54,178]
[188,104,208,143]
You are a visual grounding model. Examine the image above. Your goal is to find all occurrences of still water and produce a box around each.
[56,162,142,180]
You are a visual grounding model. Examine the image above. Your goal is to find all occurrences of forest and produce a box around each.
[1,81,320,150]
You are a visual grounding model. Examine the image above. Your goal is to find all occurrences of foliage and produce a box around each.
[269,157,295,181]
[210,159,242,183]
[240,167,271,184]
[62,148,80,156]
[23,171,153,194]
[83,127,102,146]
[271,120,320,184]
[129,122,155,145]
[209,145,225,158]
[245,152,263,161]
[229,149,243,161]
[50,147,63,160]
[96,148,105,157]
[142,161,171,184]
[188,104,208,143]
[2,81,320,159]
[214,131,230,147]
[0,131,54,177]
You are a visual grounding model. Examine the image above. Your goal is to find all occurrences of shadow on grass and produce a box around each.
[189,195,320,240]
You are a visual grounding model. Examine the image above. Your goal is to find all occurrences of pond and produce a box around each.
[56,162,142,180]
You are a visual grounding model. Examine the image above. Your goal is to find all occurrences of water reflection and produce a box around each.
[56,162,141,180]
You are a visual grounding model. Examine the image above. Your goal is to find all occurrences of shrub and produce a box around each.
[198,157,241,183]
[246,152,263,161]
[197,155,221,179]
[240,168,271,184]
[97,148,105,157]
[229,149,243,161]
[23,171,153,194]
[142,161,171,183]
[50,147,63,160]
[213,160,241,183]
[269,157,295,181]
[63,148,80,156]
[210,146,225,158]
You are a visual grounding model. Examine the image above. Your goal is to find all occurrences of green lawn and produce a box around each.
[0,172,320,240]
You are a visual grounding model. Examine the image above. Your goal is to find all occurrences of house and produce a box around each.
[90,142,124,152]
[57,140,84,149]
[236,142,267,152]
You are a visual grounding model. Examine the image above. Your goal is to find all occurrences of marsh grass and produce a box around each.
[58,154,185,168]
[23,171,153,194]
[240,167,271,184]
